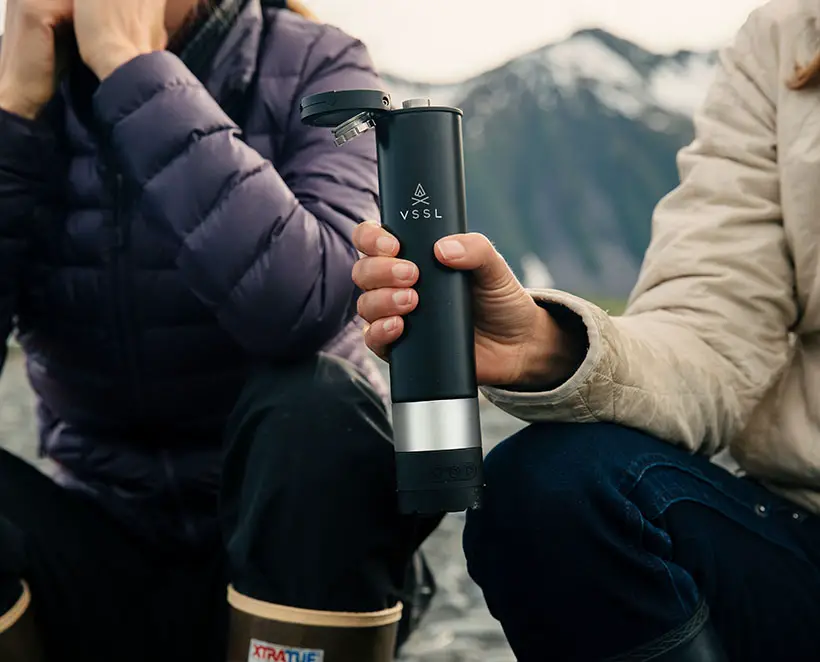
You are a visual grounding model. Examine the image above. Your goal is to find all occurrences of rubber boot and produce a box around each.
[607,602,727,662]
[0,582,45,662]
[226,585,402,662]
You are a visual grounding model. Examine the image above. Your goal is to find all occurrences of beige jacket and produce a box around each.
[482,0,820,513]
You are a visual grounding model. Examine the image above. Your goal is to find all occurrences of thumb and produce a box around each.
[434,233,518,290]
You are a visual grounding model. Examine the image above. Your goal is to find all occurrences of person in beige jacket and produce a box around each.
[351,0,820,659]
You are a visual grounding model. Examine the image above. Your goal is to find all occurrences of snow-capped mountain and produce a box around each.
[381,29,718,298]
[384,28,717,121]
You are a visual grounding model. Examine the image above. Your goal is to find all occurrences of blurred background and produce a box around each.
[308,0,766,310]
[0,0,767,660]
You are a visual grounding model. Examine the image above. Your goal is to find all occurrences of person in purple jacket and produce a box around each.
[0,0,440,660]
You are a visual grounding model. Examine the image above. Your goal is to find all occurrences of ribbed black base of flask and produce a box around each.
[395,447,485,515]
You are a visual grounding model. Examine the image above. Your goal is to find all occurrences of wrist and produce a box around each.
[87,45,146,81]
[0,84,47,121]
[518,305,588,389]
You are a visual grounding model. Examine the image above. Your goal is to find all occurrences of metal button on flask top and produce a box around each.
[300,89,485,516]
[402,98,432,108]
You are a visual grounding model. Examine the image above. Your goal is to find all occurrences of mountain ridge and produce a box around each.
[380,27,716,94]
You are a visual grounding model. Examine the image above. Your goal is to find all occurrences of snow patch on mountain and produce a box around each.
[648,54,717,117]
[517,32,716,120]
[545,34,643,91]
[383,29,718,127]
[521,254,555,290]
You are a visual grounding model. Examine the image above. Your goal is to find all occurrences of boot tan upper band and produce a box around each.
[227,585,403,628]
[0,581,31,634]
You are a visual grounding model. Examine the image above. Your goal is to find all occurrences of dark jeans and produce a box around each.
[0,354,439,661]
[463,422,820,662]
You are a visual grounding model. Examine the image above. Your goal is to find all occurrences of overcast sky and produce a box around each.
[309,0,768,81]
[0,0,769,82]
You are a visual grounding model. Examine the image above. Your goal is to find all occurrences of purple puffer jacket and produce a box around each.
[0,3,386,546]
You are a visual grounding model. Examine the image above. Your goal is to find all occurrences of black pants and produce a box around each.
[463,422,820,662]
[0,354,439,661]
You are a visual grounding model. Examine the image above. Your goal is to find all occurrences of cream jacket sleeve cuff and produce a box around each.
[480,289,610,424]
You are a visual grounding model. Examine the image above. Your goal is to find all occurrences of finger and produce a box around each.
[434,232,518,290]
[352,221,400,257]
[352,256,419,291]
[364,316,404,360]
[357,288,418,324]
[362,324,388,362]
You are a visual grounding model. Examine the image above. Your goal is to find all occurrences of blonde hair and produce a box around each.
[788,51,820,89]
[286,0,318,21]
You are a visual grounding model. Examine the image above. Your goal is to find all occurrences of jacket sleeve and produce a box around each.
[0,106,61,370]
[481,8,795,456]
[91,34,380,359]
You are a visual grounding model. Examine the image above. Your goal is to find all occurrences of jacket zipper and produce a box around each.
[111,173,143,416]
[113,174,190,539]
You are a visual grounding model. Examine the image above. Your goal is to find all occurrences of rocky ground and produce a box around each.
[0,350,527,661]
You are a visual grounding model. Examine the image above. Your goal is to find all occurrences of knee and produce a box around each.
[225,353,394,488]
[478,421,648,513]
[239,352,372,409]
[463,422,659,563]
[229,353,390,453]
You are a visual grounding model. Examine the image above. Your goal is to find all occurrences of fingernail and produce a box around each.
[383,317,398,332]
[362,324,370,336]
[392,262,416,281]
[437,239,466,260]
[392,290,412,306]
[376,236,399,254]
